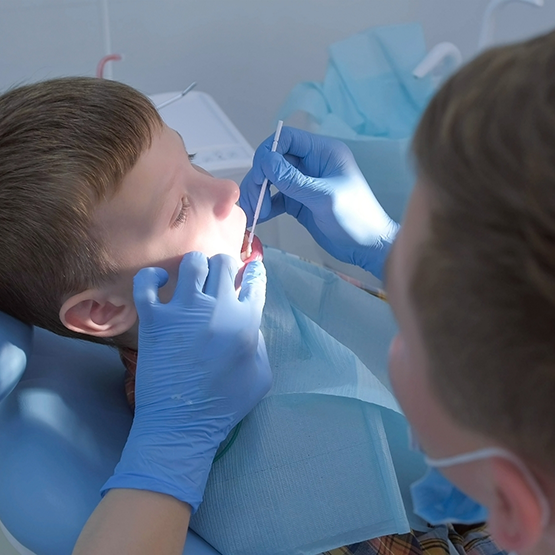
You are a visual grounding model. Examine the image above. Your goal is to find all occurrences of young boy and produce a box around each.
[0,77,501,555]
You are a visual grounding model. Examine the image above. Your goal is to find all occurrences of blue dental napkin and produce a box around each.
[277,23,436,222]
[190,248,427,555]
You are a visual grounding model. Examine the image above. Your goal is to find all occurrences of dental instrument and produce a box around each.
[100,0,116,80]
[246,119,284,257]
[478,0,544,51]
[412,42,462,86]
[96,54,123,79]
[149,90,254,186]
[156,82,197,110]
[324,265,388,302]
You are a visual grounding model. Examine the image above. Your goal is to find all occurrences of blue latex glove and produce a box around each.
[101,252,271,512]
[240,127,399,279]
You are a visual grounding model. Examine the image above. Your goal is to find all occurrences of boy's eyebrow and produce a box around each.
[154,165,181,224]
[173,129,195,160]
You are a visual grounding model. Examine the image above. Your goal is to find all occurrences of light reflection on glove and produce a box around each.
[101,252,271,512]
[240,127,399,279]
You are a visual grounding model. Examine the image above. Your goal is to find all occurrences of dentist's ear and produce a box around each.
[59,289,138,337]
[487,457,546,553]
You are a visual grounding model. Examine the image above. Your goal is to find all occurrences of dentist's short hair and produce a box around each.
[0,77,162,343]
[412,30,555,470]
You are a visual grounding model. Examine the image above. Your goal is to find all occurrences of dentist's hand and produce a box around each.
[101,253,271,512]
[240,127,399,279]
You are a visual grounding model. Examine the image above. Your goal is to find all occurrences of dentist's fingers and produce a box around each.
[133,267,169,324]
[272,126,315,159]
[261,151,322,208]
[204,254,239,299]
[240,127,335,226]
[244,129,308,186]
[248,127,313,173]
[267,191,287,220]
[274,127,352,169]
[247,132,279,183]
[174,251,210,304]
[238,260,267,323]
[267,191,306,221]
[239,168,273,226]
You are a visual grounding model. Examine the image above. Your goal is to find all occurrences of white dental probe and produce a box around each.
[246,120,284,257]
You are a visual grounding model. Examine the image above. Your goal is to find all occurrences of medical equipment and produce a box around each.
[148,89,255,186]
[478,0,544,51]
[412,42,463,86]
[246,119,283,257]
[0,319,221,555]
[324,265,388,301]
[95,53,122,79]
[155,81,197,110]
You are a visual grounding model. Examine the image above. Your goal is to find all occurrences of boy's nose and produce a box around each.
[212,178,240,219]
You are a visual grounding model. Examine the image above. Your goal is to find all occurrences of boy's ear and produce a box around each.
[59,289,137,338]
[487,456,546,553]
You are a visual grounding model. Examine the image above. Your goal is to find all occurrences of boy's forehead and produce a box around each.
[174,129,187,150]
[93,125,184,233]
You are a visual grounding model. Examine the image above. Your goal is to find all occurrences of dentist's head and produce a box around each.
[386,29,555,554]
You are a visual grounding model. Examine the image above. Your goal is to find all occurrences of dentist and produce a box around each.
[240,29,555,554]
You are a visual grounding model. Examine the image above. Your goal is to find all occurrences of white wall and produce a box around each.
[1,0,554,147]
[417,0,555,59]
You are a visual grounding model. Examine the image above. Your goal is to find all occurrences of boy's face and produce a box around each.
[91,123,255,327]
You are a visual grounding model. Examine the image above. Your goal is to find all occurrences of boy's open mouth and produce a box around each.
[236,230,264,289]
[240,230,263,264]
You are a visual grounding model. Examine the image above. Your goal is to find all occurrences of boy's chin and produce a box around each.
[236,232,264,289]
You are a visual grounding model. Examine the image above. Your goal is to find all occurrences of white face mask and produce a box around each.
[408,426,550,537]
[425,446,550,531]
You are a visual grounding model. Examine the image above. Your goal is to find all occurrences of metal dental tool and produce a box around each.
[246,120,284,257]
[155,82,197,110]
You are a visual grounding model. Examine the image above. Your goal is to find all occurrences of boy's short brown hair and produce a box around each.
[411,31,555,471]
[0,77,162,342]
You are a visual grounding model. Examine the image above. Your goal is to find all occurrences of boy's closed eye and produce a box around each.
[172,198,190,229]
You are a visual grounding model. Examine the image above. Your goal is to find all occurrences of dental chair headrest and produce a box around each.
[0,311,33,402]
